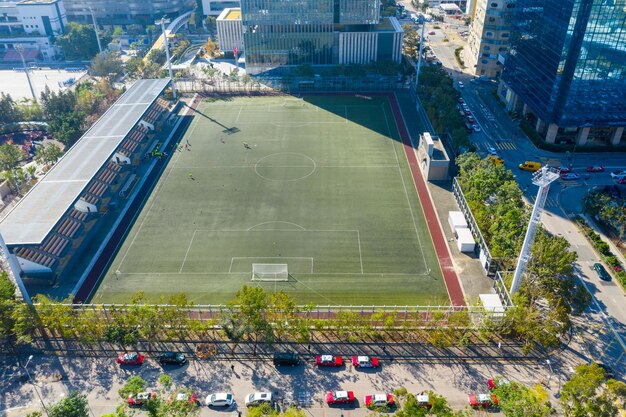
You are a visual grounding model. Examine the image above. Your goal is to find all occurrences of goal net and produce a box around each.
[252,263,289,281]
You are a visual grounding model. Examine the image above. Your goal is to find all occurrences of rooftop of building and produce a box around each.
[17,0,60,5]
[218,7,241,21]
[0,78,169,247]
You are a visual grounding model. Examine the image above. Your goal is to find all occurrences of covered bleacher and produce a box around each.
[0,79,171,283]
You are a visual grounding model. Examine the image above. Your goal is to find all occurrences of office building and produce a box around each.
[0,0,67,60]
[464,0,513,77]
[203,0,240,16]
[240,0,403,75]
[500,0,626,145]
[61,0,195,25]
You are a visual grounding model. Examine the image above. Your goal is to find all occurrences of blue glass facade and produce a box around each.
[503,0,626,137]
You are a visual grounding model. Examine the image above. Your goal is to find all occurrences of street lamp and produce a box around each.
[415,15,426,89]
[15,44,36,101]
[23,355,49,416]
[89,7,103,53]
[546,359,554,386]
[155,17,177,100]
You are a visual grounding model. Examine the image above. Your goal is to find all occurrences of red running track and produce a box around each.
[388,94,466,307]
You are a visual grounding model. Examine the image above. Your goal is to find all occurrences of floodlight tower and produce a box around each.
[156,18,177,100]
[15,44,36,101]
[509,166,559,294]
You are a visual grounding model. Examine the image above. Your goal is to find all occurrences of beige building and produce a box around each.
[463,0,513,78]
[216,7,242,53]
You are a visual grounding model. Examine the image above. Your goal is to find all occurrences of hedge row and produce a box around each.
[575,216,626,287]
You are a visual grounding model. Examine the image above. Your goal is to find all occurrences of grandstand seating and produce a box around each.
[55,216,82,239]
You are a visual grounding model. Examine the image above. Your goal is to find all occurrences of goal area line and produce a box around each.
[229,257,314,273]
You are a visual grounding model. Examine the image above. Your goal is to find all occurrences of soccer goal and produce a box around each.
[282,99,306,109]
[252,263,289,281]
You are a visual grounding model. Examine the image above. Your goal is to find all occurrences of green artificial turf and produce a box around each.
[93,95,448,306]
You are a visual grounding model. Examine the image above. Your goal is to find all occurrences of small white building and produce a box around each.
[456,227,475,252]
[216,7,243,53]
[0,0,67,60]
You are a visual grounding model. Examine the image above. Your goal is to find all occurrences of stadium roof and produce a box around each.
[0,78,169,246]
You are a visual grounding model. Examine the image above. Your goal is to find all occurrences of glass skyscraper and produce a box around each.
[500,0,626,145]
[241,0,401,74]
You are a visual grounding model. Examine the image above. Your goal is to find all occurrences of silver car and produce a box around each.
[245,392,272,407]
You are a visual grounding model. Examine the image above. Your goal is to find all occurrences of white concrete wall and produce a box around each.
[338,32,378,65]
[216,9,243,52]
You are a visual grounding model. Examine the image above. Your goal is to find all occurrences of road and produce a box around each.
[426,23,626,378]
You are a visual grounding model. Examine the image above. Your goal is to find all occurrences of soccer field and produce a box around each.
[92,94,449,305]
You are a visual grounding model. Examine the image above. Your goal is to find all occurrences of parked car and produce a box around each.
[316,355,343,367]
[487,155,504,166]
[458,97,465,104]
[610,170,626,179]
[487,378,509,390]
[206,392,234,407]
[593,263,611,281]
[428,30,436,35]
[586,165,604,172]
[364,393,395,408]
[170,392,198,405]
[487,146,498,155]
[560,172,580,180]
[468,393,498,408]
[117,352,144,365]
[158,352,186,365]
[128,392,157,406]
[466,115,475,123]
[458,81,464,88]
[416,393,432,408]
[326,390,355,405]
[556,165,573,173]
[273,351,300,366]
[245,392,272,407]
[351,355,379,368]
[472,124,481,132]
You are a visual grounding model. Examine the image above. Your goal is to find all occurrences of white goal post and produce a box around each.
[252,263,289,281]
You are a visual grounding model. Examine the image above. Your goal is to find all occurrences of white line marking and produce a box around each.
[179,229,198,273]
[117,95,198,270]
[357,230,364,274]
[382,103,428,272]
[235,106,243,123]
[247,221,306,231]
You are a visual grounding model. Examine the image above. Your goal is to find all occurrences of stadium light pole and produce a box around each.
[156,17,177,100]
[15,44,36,101]
[89,7,103,54]
[415,16,426,88]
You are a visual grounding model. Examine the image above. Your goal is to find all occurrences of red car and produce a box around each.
[316,355,343,367]
[467,116,476,123]
[364,393,395,408]
[326,390,355,405]
[468,393,498,408]
[117,352,145,365]
[351,355,379,368]
[586,165,604,172]
[487,378,509,390]
[128,392,157,406]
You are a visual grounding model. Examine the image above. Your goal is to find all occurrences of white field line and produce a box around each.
[357,230,364,274]
[179,229,198,273]
[229,257,314,273]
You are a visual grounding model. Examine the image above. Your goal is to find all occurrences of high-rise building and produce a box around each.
[240,0,403,74]
[500,0,626,145]
[62,0,195,25]
[464,0,513,77]
[203,0,240,16]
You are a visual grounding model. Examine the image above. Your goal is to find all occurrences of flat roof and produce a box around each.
[218,8,241,21]
[0,78,169,246]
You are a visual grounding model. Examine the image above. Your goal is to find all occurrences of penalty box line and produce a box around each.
[178,229,363,274]
[229,257,314,273]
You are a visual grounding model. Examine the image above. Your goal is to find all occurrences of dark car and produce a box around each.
[594,362,615,379]
[593,263,611,281]
[159,352,187,365]
[273,351,300,366]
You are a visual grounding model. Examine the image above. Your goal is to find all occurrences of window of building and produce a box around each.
[490,2,499,7]
[484,46,491,50]
[501,33,509,38]
[489,17,495,22]
[482,59,489,64]
[486,31,493,37]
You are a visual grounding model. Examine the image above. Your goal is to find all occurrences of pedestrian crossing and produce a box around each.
[528,195,559,208]
[496,141,516,151]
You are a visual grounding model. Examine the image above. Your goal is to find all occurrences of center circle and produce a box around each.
[254,152,317,182]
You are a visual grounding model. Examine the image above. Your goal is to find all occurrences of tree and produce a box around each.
[0,92,21,124]
[147,48,167,65]
[34,143,63,167]
[492,379,555,417]
[205,38,218,57]
[0,144,22,172]
[205,16,217,34]
[47,391,90,417]
[40,87,76,120]
[90,51,124,80]
[47,112,84,146]
[118,376,147,399]
[55,23,106,60]
[228,285,274,354]
[560,363,617,417]
[220,307,249,354]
